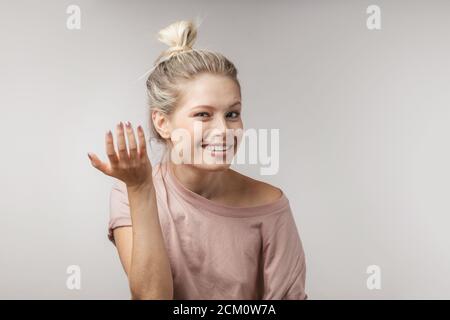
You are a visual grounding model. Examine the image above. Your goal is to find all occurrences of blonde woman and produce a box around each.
[88,20,307,300]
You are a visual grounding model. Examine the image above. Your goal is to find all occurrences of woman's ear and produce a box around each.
[152,110,171,139]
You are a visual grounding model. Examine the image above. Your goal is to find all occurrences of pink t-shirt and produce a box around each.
[108,161,308,300]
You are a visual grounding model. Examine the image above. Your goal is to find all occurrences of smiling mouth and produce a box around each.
[201,144,234,152]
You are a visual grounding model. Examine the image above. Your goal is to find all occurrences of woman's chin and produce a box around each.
[191,152,235,171]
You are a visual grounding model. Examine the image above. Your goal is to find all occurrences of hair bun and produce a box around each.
[155,20,198,63]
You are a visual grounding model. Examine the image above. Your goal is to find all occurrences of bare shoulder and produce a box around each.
[230,170,283,206]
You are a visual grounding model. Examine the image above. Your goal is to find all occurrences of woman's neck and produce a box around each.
[169,161,231,200]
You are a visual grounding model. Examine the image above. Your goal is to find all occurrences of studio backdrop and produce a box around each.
[1,0,449,299]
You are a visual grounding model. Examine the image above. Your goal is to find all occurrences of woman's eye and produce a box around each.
[226,111,240,118]
[195,112,209,117]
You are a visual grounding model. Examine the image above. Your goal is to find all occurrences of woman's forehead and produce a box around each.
[177,75,241,110]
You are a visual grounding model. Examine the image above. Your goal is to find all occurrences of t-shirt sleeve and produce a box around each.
[108,178,132,245]
[262,206,308,300]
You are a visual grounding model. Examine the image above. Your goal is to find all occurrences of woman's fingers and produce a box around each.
[105,130,119,167]
[87,152,112,176]
[137,125,148,160]
[125,121,138,162]
[116,122,129,162]
[88,122,149,180]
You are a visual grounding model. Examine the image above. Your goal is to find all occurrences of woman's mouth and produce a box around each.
[201,143,234,157]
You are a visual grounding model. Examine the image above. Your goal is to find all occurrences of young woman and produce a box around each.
[88,20,307,300]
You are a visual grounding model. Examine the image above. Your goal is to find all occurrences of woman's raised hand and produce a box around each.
[88,121,153,188]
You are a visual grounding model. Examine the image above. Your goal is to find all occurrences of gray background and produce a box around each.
[1,0,449,299]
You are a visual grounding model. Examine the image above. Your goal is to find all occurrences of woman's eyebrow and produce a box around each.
[228,101,242,108]
[191,101,241,110]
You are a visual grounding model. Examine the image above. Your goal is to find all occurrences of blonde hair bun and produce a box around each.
[155,20,198,63]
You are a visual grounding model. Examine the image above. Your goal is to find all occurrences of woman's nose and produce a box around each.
[212,115,228,132]
[203,116,229,141]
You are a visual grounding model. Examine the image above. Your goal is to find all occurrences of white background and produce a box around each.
[1,0,449,299]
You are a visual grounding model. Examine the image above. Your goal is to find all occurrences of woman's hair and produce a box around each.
[146,19,241,161]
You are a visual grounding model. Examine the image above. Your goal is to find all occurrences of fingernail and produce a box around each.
[87,152,92,161]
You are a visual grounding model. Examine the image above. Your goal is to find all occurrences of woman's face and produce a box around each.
[157,73,243,171]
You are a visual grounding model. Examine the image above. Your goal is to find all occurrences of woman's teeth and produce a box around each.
[203,144,233,151]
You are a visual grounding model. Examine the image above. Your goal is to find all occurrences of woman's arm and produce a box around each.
[88,121,173,299]
[112,226,133,274]
[126,182,173,299]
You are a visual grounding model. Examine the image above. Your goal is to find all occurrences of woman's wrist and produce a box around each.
[126,179,154,195]
[126,180,158,222]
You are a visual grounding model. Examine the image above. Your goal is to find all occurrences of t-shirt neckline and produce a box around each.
[162,161,289,218]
